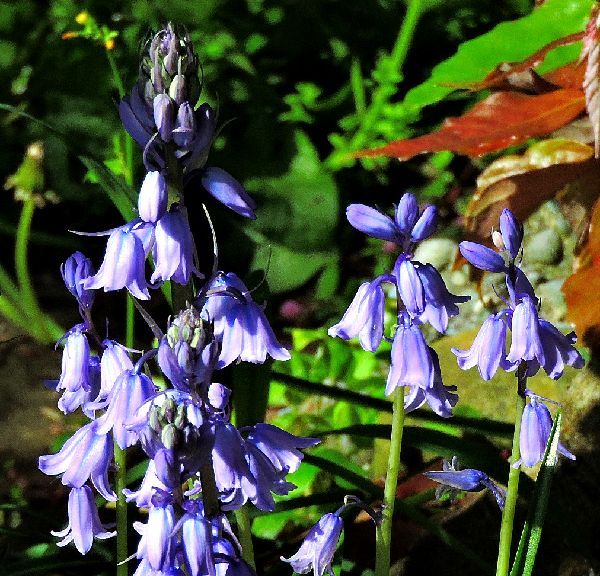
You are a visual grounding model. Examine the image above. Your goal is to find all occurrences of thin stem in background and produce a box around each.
[374,385,405,576]
[234,506,256,570]
[496,378,527,576]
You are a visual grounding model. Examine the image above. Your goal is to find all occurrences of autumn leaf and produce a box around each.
[356,90,586,160]
[563,196,600,347]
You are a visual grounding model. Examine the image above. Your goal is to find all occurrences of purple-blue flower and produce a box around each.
[134,495,177,571]
[123,458,169,508]
[151,206,200,285]
[394,258,424,316]
[97,339,134,405]
[385,315,434,396]
[61,252,95,311]
[452,313,513,381]
[459,241,506,273]
[201,167,257,220]
[57,355,101,416]
[38,421,116,501]
[507,295,545,366]
[56,326,91,394]
[201,272,290,368]
[83,223,151,300]
[52,486,115,554]
[177,501,214,576]
[499,208,523,259]
[327,275,391,352]
[281,512,343,576]
[138,171,168,224]
[516,396,575,468]
[423,456,505,510]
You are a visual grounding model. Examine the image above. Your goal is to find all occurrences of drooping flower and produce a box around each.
[177,501,214,576]
[452,313,513,381]
[507,295,545,366]
[97,339,134,405]
[61,252,95,311]
[58,355,101,416]
[57,326,91,394]
[281,512,344,576]
[52,486,115,554]
[385,314,434,396]
[83,223,151,300]
[123,458,169,509]
[38,421,116,501]
[394,258,424,316]
[515,396,575,468]
[201,272,290,369]
[327,274,391,352]
[138,171,168,224]
[423,456,505,510]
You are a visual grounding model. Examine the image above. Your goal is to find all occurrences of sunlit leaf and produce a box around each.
[403,0,593,111]
[357,90,585,160]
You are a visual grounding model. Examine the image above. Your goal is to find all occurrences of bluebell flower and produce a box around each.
[459,241,506,273]
[61,252,95,311]
[404,349,458,418]
[52,486,115,554]
[58,355,101,416]
[214,537,256,576]
[151,206,200,285]
[244,423,319,474]
[172,102,196,148]
[394,258,424,316]
[134,493,177,571]
[327,274,391,352]
[96,369,156,449]
[138,171,168,224]
[414,263,469,333]
[201,272,290,368]
[153,93,175,142]
[515,396,575,468]
[123,458,169,508]
[507,295,545,366]
[200,167,257,219]
[83,222,151,300]
[535,320,584,379]
[452,313,513,380]
[346,192,437,253]
[385,314,434,396]
[423,456,505,510]
[57,326,90,393]
[38,421,116,501]
[499,209,523,259]
[97,339,134,405]
[281,512,343,576]
[176,501,214,576]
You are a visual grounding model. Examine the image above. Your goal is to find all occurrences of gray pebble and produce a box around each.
[526,229,563,265]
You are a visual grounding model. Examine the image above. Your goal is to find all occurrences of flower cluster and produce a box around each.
[454,209,583,466]
[39,24,317,575]
[329,193,468,417]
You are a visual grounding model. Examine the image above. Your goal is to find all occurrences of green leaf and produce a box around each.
[404,0,593,111]
[79,155,136,221]
[246,131,339,295]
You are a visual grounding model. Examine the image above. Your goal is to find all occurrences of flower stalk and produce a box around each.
[375,385,405,576]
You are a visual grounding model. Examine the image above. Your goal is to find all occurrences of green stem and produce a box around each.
[496,392,526,576]
[234,506,256,570]
[375,386,405,576]
[114,442,128,576]
[15,198,63,342]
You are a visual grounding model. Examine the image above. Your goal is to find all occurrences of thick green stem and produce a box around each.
[234,506,256,570]
[15,198,63,341]
[496,391,526,576]
[375,386,405,576]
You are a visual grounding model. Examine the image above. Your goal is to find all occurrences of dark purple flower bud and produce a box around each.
[500,209,523,259]
[459,241,506,272]
[138,171,167,223]
[173,102,196,149]
[423,457,505,510]
[135,499,176,571]
[507,296,545,366]
[52,486,115,554]
[281,512,343,576]
[346,203,399,243]
[96,370,156,449]
[386,315,434,396]
[153,94,174,142]
[83,225,150,300]
[411,205,437,242]
[517,397,575,468]
[404,349,458,418]
[415,263,469,333]
[395,258,424,316]
[38,421,116,501]
[245,423,319,474]
[453,313,514,380]
[201,167,257,219]
[151,206,200,285]
[61,252,95,310]
[202,272,291,368]
[328,275,390,352]
[57,327,90,393]
[395,193,419,234]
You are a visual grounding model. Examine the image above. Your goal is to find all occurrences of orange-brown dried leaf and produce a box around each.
[582,5,600,157]
[356,90,586,161]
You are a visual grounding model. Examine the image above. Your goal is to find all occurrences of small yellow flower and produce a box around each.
[75,11,89,25]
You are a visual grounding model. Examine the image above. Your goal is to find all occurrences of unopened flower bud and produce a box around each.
[172,102,196,149]
[161,423,178,449]
[149,405,163,432]
[138,171,167,223]
[169,74,186,106]
[61,252,95,310]
[153,94,174,142]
